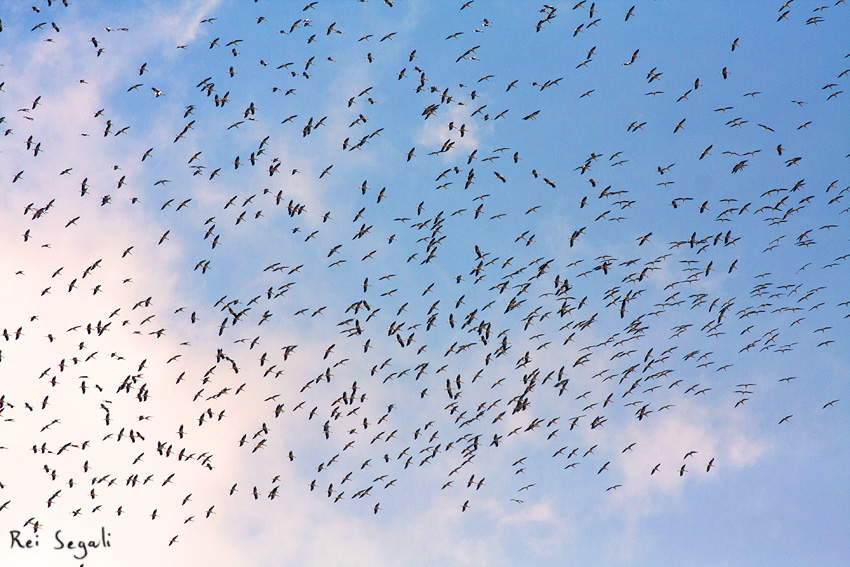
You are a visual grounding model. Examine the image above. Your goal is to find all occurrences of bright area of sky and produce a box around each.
[0,1,848,566]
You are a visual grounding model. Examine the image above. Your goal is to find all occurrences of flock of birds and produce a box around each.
[1,0,848,557]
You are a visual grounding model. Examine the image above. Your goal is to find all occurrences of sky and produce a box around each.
[1,1,848,566]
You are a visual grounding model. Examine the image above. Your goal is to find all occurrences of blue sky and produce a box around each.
[1,1,848,566]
